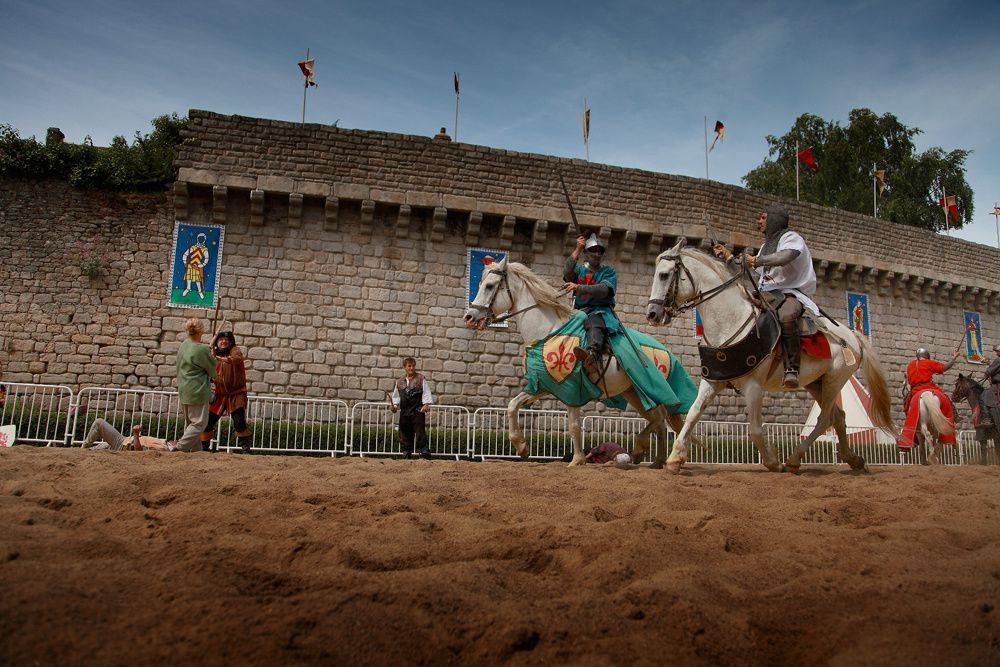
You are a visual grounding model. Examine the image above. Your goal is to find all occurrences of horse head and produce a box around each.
[463,255,512,329]
[646,238,696,326]
[951,372,981,404]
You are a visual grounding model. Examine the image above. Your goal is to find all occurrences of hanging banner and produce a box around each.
[964,311,986,363]
[846,292,870,337]
[466,247,509,329]
[167,222,225,310]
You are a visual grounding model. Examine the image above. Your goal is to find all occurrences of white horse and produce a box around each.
[910,391,955,465]
[645,239,897,473]
[463,256,687,467]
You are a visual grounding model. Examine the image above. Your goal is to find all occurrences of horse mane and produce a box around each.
[957,374,985,397]
[506,262,574,319]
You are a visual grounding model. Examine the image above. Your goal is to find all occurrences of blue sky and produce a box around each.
[3,0,998,246]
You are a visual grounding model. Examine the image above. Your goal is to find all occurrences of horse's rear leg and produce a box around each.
[831,402,866,471]
[621,390,666,468]
[746,384,782,472]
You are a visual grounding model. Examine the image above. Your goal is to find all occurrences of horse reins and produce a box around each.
[470,268,573,326]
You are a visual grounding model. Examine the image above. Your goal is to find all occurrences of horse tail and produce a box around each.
[855,332,899,437]
[923,395,955,436]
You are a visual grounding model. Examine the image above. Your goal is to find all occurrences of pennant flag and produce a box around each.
[709,120,725,152]
[583,107,590,144]
[939,195,959,223]
[695,308,704,338]
[454,71,460,96]
[298,59,317,87]
[797,146,819,172]
[875,170,886,195]
[994,206,1000,216]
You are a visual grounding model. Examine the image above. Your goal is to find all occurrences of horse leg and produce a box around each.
[565,405,586,466]
[621,389,665,468]
[745,383,782,472]
[507,391,539,460]
[830,400,866,471]
[666,380,720,474]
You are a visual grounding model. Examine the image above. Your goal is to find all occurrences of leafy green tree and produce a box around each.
[742,109,972,232]
[0,113,187,192]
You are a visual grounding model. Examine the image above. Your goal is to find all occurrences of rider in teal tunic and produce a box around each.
[562,233,619,368]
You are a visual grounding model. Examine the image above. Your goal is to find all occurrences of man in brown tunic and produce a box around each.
[201,331,253,453]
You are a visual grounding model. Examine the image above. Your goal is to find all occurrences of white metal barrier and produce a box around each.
[215,395,350,456]
[4,377,998,468]
[350,403,471,460]
[0,382,75,447]
[472,407,570,460]
[72,387,185,447]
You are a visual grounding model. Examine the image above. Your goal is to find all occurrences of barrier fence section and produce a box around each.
[472,408,570,460]
[0,383,74,447]
[958,430,1000,466]
[350,403,471,460]
[72,388,185,447]
[584,415,665,461]
[215,395,350,456]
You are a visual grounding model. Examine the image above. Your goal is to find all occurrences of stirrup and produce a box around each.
[782,371,799,389]
[573,346,600,372]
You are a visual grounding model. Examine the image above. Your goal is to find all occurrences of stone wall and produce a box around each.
[2,108,999,429]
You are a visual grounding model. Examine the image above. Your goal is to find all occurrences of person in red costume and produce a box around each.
[898,347,961,450]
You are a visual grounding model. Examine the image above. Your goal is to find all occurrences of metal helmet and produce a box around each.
[916,348,930,359]
[584,233,606,254]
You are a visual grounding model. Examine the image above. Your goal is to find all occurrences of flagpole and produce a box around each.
[301,48,309,124]
[704,116,709,179]
[943,185,949,235]
[454,72,460,143]
[872,163,877,218]
[994,201,999,249]
[795,140,800,201]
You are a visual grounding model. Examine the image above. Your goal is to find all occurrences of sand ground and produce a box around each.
[1,447,999,666]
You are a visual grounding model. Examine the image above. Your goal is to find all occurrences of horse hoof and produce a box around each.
[649,461,664,470]
[665,461,682,475]
[785,464,800,474]
[848,456,867,471]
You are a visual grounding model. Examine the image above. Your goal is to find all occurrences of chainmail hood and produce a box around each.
[760,204,790,255]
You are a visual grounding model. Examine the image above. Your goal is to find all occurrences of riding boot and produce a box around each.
[576,313,606,370]
[238,435,252,455]
[780,320,801,388]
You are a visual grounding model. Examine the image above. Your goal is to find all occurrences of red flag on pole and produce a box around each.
[797,146,819,172]
[939,195,959,224]
[298,59,317,87]
[454,71,459,95]
[708,120,725,152]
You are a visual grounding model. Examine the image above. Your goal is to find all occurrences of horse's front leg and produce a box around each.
[566,406,585,466]
[666,379,719,474]
[507,391,539,460]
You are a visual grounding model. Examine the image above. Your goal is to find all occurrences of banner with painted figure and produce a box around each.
[846,292,870,337]
[964,310,986,363]
[168,223,225,310]
[466,247,509,328]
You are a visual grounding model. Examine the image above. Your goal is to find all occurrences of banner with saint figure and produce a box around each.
[167,222,225,310]
[466,247,509,328]
[846,292,870,337]
[964,310,986,363]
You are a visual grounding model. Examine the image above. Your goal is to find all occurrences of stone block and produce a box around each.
[257,175,294,193]
[443,194,477,211]
[406,191,441,208]
[296,180,331,197]
[371,189,405,205]
[335,183,370,200]
[176,168,217,185]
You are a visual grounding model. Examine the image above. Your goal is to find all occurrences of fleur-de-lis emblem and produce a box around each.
[542,335,581,384]
[546,342,574,373]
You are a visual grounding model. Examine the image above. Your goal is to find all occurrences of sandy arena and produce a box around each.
[1,447,998,666]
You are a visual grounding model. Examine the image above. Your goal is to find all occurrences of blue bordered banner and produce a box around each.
[466,247,509,329]
[167,222,225,310]
[846,292,870,337]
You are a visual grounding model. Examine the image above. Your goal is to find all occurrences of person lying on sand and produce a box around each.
[562,442,633,465]
[81,420,178,452]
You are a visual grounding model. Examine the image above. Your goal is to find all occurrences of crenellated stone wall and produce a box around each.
[2,109,999,428]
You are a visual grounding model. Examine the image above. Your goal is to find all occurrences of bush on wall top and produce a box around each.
[0,113,187,192]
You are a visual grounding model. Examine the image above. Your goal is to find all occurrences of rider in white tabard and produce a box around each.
[715,203,816,388]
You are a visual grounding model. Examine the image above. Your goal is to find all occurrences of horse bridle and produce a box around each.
[468,267,575,326]
[647,252,748,321]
